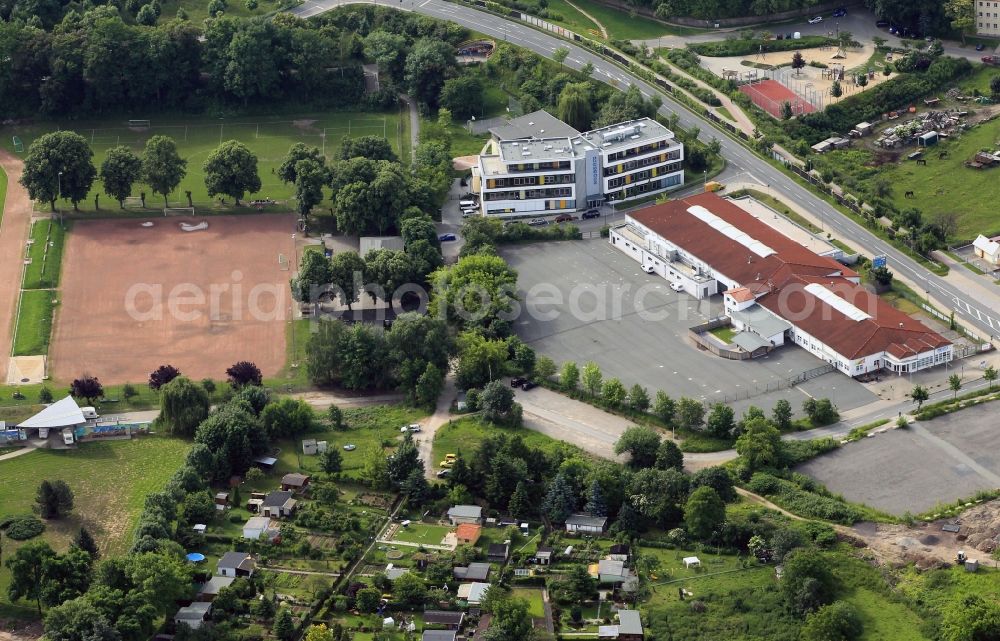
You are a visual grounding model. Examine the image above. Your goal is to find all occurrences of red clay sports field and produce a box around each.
[740,79,817,118]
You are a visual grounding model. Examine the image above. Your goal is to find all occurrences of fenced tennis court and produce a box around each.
[739,79,817,119]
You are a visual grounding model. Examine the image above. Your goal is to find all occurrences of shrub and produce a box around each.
[689,36,834,57]
[4,516,45,540]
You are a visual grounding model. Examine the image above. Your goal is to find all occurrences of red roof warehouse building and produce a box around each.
[610,193,952,377]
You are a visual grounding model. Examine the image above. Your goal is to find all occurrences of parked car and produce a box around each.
[439,459,455,468]
[510,377,526,388]
[554,214,574,223]
[462,212,474,218]
[439,233,457,241]
[831,7,846,16]
[521,381,537,391]
[436,469,452,478]
[582,209,601,219]
[977,43,986,51]
[808,15,823,23]
[343,444,356,451]
[670,282,684,292]
[408,424,422,433]
[528,218,548,226]
[459,199,477,208]
[642,264,655,274]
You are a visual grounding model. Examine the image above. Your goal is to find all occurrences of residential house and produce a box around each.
[447,505,483,525]
[174,602,212,630]
[422,631,457,641]
[281,473,310,492]
[242,516,279,541]
[597,559,637,591]
[261,490,297,518]
[565,513,607,534]
[196,576,235,602]
[457,582,490,606]
[218,551,256,578]
[455,523,482,545]
[974,234,1000,266]
[598,610,644,640]
[487,543,509,563]
[214,492,229,511]
[534,547,554,565]
[453,562,491,581]
[608,544,630,562]
[422,611,465,630]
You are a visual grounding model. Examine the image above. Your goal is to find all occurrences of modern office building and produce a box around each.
[610,193,952,377]
[472,110,684,217]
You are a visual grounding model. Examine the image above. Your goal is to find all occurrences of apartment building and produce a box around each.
[976,0,1000,36]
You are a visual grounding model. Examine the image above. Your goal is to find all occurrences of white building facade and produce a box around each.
[474,115,683,217]
[977,0,1000,36]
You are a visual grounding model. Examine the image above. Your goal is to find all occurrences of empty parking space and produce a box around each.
[503,240,876,413]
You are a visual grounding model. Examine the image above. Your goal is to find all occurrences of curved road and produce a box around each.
[292,0,1000,338]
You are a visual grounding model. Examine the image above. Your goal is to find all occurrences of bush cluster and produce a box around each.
[3,516,45,540]
[747,473,863,524]
[689,36,834,57]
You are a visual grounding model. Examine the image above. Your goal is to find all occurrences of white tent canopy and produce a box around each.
[18,396,85,429]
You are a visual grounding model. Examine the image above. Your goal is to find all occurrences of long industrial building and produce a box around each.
[610,193,952,377]
[472,110,684,217]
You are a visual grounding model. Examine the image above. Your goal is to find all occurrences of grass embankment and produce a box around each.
[12,290,55,356]
[22,219,65,290]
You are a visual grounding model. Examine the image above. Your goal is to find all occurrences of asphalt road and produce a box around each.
[291,0,1000,338]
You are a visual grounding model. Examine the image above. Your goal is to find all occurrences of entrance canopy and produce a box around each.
[18,396,85,429]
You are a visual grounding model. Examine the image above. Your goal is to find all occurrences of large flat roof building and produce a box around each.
[610,193,952,377]
[474,111,684,217]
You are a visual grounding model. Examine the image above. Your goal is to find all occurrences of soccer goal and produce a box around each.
[12,136,23,153]
[128,119,151,129]
[164,207,196,217]
[278,254,290,271]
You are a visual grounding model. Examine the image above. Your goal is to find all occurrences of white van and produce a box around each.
[81,407,99,419]
[459,199,477,208]
[62,429,74,445]
[38,427,50,438]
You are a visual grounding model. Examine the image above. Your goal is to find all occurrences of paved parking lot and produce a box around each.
[799,403,1000,515]
[502,240,876,416]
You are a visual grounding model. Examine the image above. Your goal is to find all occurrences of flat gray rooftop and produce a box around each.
[579,118,674,152]
[489,109,582,141]
[499,137,580,162]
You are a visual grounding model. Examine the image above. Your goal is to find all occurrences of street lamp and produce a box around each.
[57,171,63,213]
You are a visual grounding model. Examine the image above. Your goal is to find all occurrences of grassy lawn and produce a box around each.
[545,0,602,36]
[567,0,703,39]
[12,289,55,356]
[511,587,545,618]
[716,106,734,121]
[432,416,585,468]
[0,436,189,616]
[0,109,407,214]
[389,522,453,545]
[709,325,737,343]
[22,219,65,290]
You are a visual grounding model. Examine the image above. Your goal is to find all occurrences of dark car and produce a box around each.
[439,233,457,241]
[582,209,601,219]
[510,377,525,388]
[832,7,846,17]
[521,381,537,391]
[554,214,574,223]
[977,43,986,51]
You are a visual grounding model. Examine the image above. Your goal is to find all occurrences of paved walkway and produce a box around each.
[654,54,755,135]
[0,151,32,381]
[402,93,420,163]
[419,371,457,479]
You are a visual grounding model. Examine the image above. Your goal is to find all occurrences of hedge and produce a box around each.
[689,36,835,57]
[4,516,45,540]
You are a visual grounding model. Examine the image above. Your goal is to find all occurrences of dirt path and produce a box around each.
[565,0,607,39]
[420,372,456,479]
[0,151,33,382]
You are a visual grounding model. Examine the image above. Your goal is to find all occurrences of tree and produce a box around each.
[508,481,531,519]
[304,624,333,641]
[363,30,408,81]
[534,356,557,382]
[653,391,676,425]
[273,608,295,641]
[684,486,725,540]
[552,46,569,65]
[985,365,998,390]
[614,426,661,468]
[38,387,53,404]
[949,374,962,398]
[782,549,837,616]
[940,595,1000,641]
[392,571,427,607]
[480,380,517,424]
[791,51,805,75]
[483,595,535,641]
[556,83,592,131]
[691,466,736,502]
[802,398,838,426]
[857,74,868,88]
[581,361,602,396]
[780,100,793,120]
[329,251,366,310]
[364,249,415,304]
[5,540,56,614]
[402,467,430,505]
[945,0,974,43]
[772,399,792,431]
[158,377,210,437]
[141,136,187,207]
[180,491,216,524]
[910,385,929,409]
[339,135,397,162]
[560,361,580,391]
[355,587,381,613]
[542,473,577,524]
[601,378,627,408]
[554,564,596,603]
[291,250,333,304]
[69,376,103,404]
[36,480,74,519]
[802,602,863,641]
[261,398,313,439]
[656,439,684,470]
[992,76,1000,101]
[226,361,262,388]
[628,384,650,413]
[148,364,181,390]
[404,38,456,109]
[277,143,325,184]
[21,131,96,211]
[327,405,344,430]
[204,141,260,206]
[43,597,119,641]
[439,75,484,120]
[455,332,507,390]
[676,397,705,431]
[100,146,142,208]
[830,80,843,98]
[705,403,735,439]
[293,159,327,221]
[584,479,607,517]
[735,417,781,471]
[414,363,445,408]
[72,527,99,559]
[319,447,342,475]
